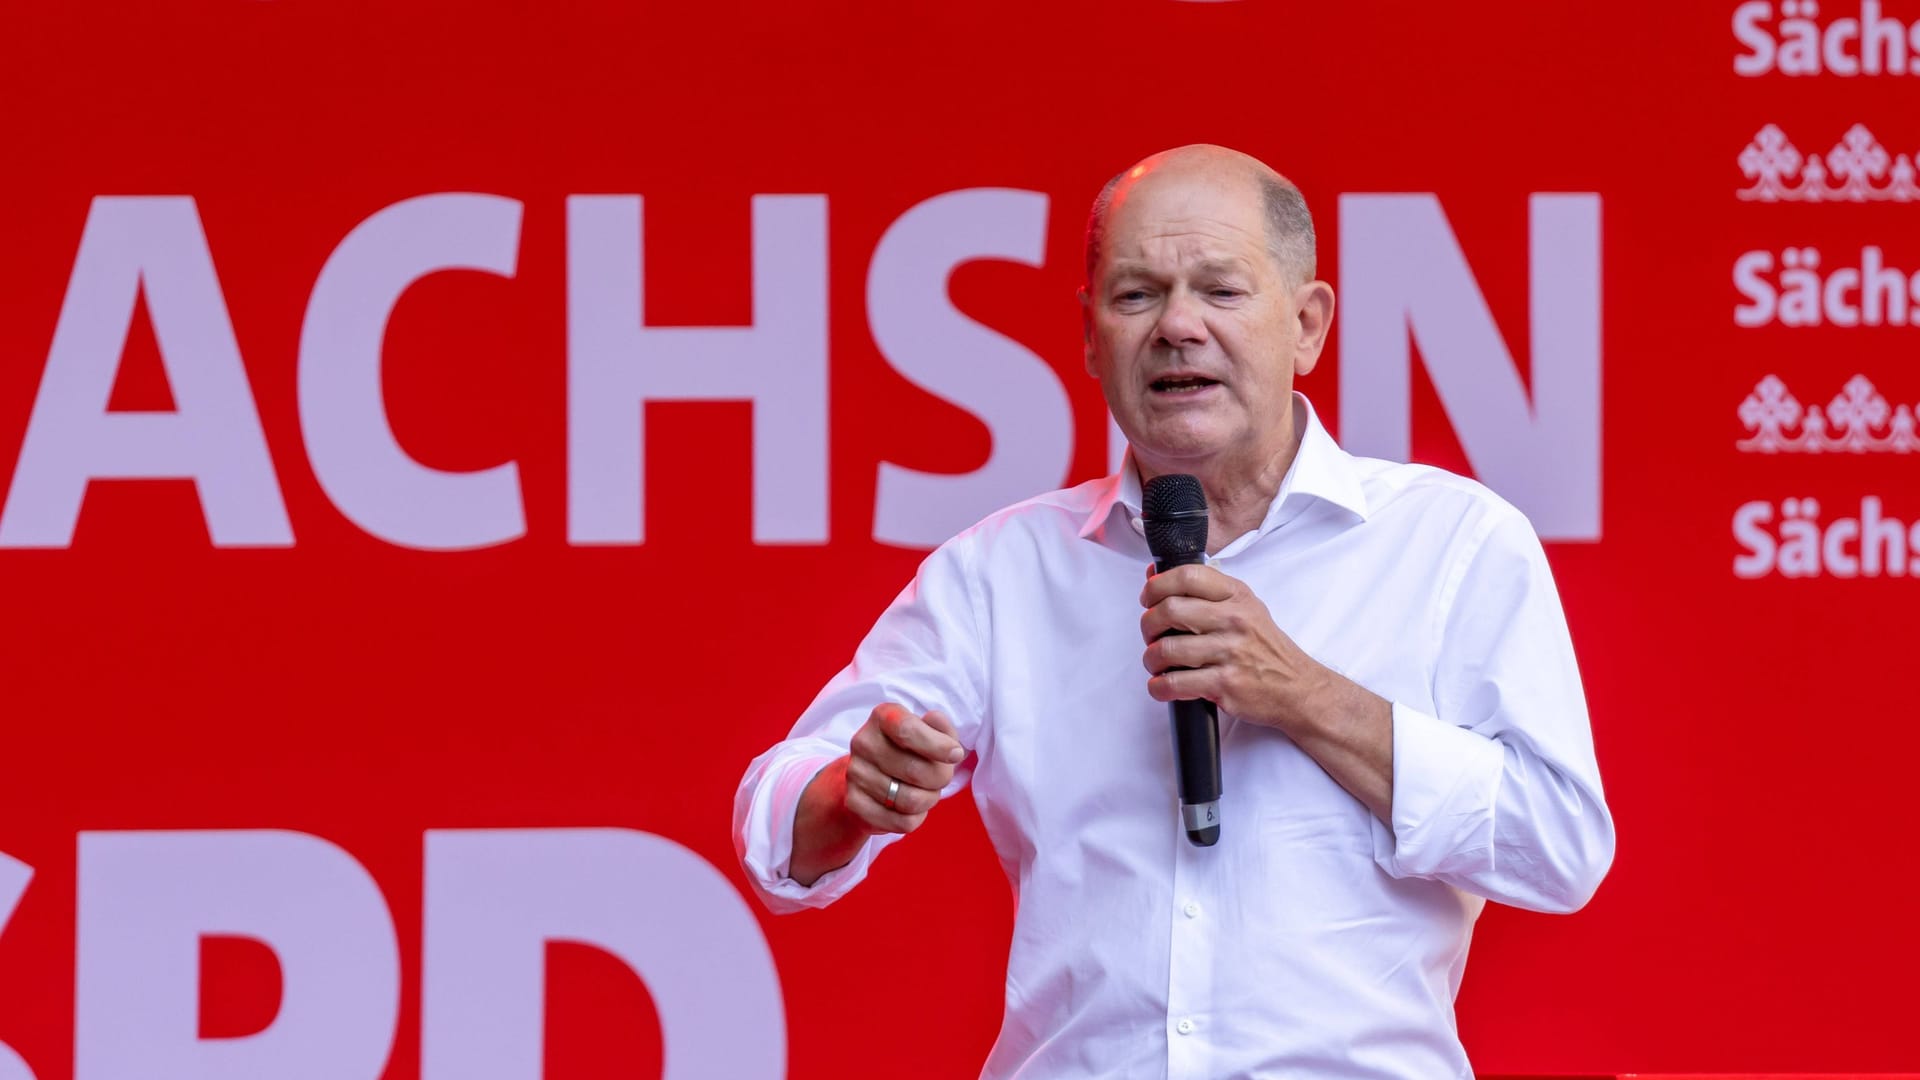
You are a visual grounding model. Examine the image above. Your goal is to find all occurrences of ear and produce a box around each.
[1079,286,1098,378]
[1291,280,1336,377]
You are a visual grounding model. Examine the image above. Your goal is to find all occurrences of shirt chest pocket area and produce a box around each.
[1255,808,1394,935]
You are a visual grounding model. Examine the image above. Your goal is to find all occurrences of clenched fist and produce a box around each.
[789,702,965,886]
[844,702,966,833]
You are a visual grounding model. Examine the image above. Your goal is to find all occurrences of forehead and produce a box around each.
[1101,171,1269,275]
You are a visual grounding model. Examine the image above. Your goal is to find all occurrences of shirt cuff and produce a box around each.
[737,752,895,914]
[1381,701,1505,879]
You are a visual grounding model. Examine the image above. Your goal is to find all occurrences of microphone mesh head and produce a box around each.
[1140,474,1209,560]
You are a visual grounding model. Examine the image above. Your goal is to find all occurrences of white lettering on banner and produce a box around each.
[1337,194,1603,541]
[869,189,1072,547]
[421,829,785,1080]
[39,828,778,1076]
[75,830,401,1080]
[0,189,1602,550]
[0,854,36,1079]
[0,197,292,548]
[1734,0,1920,76]
[1734,246,1920,327]
[1733,496,1920,578]
[299,193,529,550]
[566,194,829,545]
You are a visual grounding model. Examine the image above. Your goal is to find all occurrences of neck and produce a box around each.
[1137,399,1305,555]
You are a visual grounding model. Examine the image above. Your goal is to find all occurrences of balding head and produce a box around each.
[1085,145,1315,287]
[1079,142,1338,488]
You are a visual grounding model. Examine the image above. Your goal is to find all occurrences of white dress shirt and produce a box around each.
[734,394,1614,1080]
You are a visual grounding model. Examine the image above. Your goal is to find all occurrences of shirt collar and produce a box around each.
[1078,392,1369,543]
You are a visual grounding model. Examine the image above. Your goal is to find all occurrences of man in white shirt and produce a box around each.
[734,144,1614,1079]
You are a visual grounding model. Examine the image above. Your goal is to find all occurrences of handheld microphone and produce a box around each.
[1140,474,1222,848]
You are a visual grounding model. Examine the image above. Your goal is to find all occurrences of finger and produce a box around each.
[844,781,926,835]
[1140,563,1238,606]
[1139,595,1228,642]
[856,722,952,791]
[854,703,961,774]
[1142,633,1221,675]
[1140,563,1238,608]
[920,708,965,752]
[865,701,915,733]
[1147,667,1216,704]
[847,753,942,816]
[882,707,966,765]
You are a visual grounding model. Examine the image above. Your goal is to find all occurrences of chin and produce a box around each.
[1131,429,1234,468]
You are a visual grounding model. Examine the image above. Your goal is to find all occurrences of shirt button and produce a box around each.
[1175,1018,1195,1035]
[1183,901,1201,919]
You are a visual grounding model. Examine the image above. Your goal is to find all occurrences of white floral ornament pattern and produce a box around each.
[1738,374,1920,453]
[1737,124,1920,203]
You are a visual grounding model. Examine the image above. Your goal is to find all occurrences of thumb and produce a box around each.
[921,709,966,760]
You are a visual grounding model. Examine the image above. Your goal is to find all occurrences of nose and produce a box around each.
[1153,288,1209,349]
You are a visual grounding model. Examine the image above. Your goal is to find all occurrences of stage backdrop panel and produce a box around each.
[1,1,1915,1076]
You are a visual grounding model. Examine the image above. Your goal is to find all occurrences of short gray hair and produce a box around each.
[1084,169,1316,286]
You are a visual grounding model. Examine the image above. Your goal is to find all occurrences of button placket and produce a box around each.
[1165,836,1214,1080]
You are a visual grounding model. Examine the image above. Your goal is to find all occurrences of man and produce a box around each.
[734,144,1613,1079]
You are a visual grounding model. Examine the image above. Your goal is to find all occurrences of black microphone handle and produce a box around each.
[1171,698,1222,845]
[1153,549,1223,847]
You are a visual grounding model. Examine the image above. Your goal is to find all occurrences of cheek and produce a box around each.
[1252,310,1300,357]
[1093,315,1134,344]
[1222,324,1296,389]
[1091,328,1143,376]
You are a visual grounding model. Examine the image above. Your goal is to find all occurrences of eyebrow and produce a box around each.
[1104,257,1255,285]
[1193,257,1254,278]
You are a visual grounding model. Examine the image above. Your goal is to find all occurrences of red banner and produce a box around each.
[1,1,1916,1076]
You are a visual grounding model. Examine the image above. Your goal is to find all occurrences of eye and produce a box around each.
[1113,289,1151,305]
[1209,287,1242,300]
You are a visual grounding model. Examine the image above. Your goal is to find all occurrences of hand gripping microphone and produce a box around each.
[1140,474,1222,847]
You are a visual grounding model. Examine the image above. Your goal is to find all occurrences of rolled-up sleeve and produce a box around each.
[732,533,989,914]
[1375,506,1616,914]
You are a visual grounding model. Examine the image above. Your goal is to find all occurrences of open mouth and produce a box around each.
[1151,376,1219,394]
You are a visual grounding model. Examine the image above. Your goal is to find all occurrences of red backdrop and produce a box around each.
[1,1,1916,1077]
